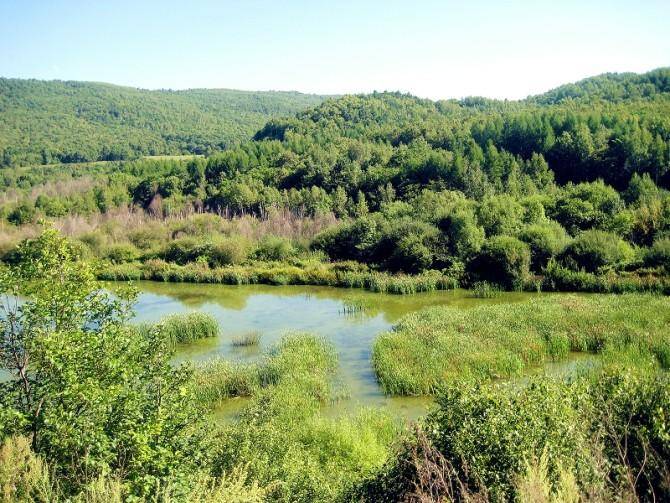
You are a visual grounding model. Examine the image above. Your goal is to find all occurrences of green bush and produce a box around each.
[104,243,140,264]
[160,237,208,264]
[551,181,624,233]
[253,235,296,261]
[7,203,36,226]
[560,229,634,273]
[208,237,250,266]
[0,230,207,498]
[437,208,485,260]
[128,226,166,251]
[467,235,530,288]
[477,195,525,236]
[386,234,434,273]
[361,371,670,502]
[312,216,384,263]
[429,379,596,501]
[645,237,670,272]
[518,221,569,272]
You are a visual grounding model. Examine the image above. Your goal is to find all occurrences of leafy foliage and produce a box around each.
[0,230,207,497]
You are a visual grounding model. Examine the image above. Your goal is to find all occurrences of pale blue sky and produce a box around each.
[1,0,668,99]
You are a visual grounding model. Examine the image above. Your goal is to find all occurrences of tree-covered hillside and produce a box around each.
[529,67,670,104]
[0,79,328,166]
[2,68,670,293]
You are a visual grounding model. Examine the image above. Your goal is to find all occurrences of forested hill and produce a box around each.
[1,68,669,172]
[528,67,670,104]
[0,78,328,167]
[250,68,670,192]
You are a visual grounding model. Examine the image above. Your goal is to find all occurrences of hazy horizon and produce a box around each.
[1,65,669,101]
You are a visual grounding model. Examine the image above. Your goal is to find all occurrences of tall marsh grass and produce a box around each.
[207,333,400,502]
[192,359,262,404]
[373,294,670,395]
[191,332,337,407]
[136,311,219,348]
[231,331,261,347]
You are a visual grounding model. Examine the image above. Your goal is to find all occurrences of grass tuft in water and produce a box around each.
[231,331,262,347]
[138,311,219,348]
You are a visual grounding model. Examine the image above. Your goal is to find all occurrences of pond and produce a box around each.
[130,282,592,420]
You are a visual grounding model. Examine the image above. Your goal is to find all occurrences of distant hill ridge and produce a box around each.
[0,78,328,167]
[0,68,668,167]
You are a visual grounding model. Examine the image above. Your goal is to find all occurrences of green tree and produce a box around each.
[0,230,205,497]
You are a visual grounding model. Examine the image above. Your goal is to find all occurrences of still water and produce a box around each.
[130,282,568,419]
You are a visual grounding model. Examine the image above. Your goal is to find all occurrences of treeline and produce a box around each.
[0,79,327,167]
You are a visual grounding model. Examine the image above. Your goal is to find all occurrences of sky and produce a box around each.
[1,0,669,100]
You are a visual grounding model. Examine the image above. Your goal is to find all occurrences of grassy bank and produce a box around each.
[373,294,670,395]
[99,259,459,294]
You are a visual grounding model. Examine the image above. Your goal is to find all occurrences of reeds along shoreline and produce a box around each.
[99,260,460,294]
[99,257,670,295]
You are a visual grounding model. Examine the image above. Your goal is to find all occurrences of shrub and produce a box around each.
[7,203,36,226]
[0,230,208,498]
[477,195,525,236]
[128,226,166,251]
[428,379,596,501]
[645,237,670,272]
[360,372,670,502]
[254,236,296,261]
[518,221,569,272]
[209,237,250,266]
[0,436,53,502]
[386,234,434,273]
[312,216,384,263]
[437,208,484,260]
[161,237,208,264]
[77,231,105,255]
[468,235,530,288]
[560,229,634,273]
[103,243,140,264]
[551,181,624,233]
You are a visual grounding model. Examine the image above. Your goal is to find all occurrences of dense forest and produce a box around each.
[0,79,327,166]
[2,68,669,293]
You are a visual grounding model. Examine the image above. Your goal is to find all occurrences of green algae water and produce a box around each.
[130,282,587,419]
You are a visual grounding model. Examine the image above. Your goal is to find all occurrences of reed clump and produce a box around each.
[154,311,219,347]
[231,331,262,347]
